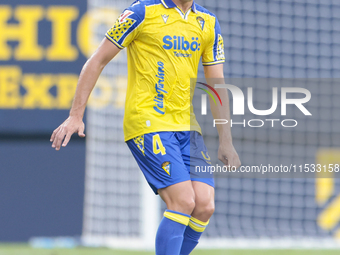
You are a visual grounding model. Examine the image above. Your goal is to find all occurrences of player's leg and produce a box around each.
[158,180,196,215]
[180,181,214,255]
[178,131,215,254]
[126,132,193,255]
[156,181,195,255]
[191,181,215,221]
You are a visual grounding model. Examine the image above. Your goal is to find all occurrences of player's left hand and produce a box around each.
[50,116,85,151]
[218,142,241,168]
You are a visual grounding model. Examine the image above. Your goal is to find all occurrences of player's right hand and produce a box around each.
[50,116,85,151]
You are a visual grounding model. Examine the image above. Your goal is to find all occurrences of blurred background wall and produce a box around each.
[0,0,88,241]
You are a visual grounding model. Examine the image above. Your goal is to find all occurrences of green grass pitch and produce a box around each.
[0,245,339,255]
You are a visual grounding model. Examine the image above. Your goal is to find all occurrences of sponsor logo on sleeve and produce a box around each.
[119,10,134,23]
[107,10,136,42]
[216,34,225,60]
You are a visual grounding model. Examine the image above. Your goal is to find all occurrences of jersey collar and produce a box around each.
[161,0,198,14]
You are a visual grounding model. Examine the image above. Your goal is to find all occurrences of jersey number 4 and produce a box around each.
[153,134,166,155]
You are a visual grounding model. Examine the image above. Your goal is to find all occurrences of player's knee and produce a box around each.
[195,197,215,218]
[204,202,215,218]
[176,196,196,214]
[159,181,196,214]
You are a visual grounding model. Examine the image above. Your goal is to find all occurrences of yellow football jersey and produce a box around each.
[106,0,225,141]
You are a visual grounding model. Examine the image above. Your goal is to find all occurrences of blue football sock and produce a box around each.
[155,210,190,255]
[180,217,209,255]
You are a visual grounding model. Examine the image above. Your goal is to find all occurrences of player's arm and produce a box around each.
[50,38,121,150]
[203,64,241,168]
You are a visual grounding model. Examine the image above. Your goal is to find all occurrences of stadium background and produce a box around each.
[1,0,340,253]
[0,0,87,242]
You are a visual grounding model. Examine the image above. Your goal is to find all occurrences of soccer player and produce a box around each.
[50,0,241,254]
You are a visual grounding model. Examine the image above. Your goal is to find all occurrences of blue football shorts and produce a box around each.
[126,131,214,194]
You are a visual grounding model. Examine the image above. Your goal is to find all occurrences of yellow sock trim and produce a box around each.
[164,211,190,226]
[188,217,209,233]
[191,217,209,226]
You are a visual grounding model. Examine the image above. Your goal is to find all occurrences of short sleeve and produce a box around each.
[105,1,145,49]
[202,17,225,66]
